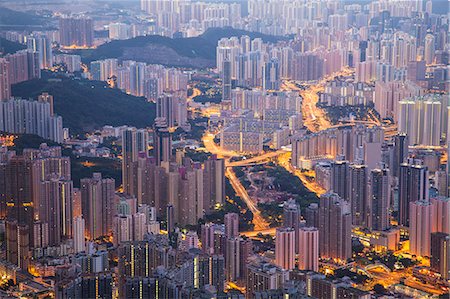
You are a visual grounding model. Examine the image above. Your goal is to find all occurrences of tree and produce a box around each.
[373,284,387,294]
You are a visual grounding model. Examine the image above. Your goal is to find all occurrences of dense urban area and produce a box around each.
[0,0,449,298]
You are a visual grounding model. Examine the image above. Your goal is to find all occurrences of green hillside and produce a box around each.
[11,78,156,134]
[0,7,49,29]
[79,27,287,68]
[0,37,26,56]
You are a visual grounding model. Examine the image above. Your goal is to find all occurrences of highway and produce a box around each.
[277,152,326,196]
[202,132,270,230]
[226,167,269,231]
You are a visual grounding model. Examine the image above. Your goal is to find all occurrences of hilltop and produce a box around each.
[11,77,156,134]
[79,27,288,68]
[0,37,26,56]
[0,7,52,30]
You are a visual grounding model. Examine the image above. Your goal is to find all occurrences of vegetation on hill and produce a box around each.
[78,27,287,68]
[0,7,49,28]
[267,166,319,209]
[0,37,26,56]
[11,77,156,134]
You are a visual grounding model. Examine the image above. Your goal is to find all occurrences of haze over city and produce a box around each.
[0,0,449,298]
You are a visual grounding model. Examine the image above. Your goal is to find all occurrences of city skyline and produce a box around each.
[0,0,449,298]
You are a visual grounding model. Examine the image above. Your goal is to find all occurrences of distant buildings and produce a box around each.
[27,34,53,69]
[318,192,352,261]
[398,94,448,146]
[59,16,94,48]
[3,50,40,84]
[54,54,81,72]
[80,173,115,240]
[275,227,295,270]
[0,96,64,143]
[298,227,319,272]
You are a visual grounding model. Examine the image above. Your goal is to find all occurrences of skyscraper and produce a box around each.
[156,94,175,128]
[431,196,450,234]
[39,177,73,245]
[348,164,368,227]
[330,160,349,200]
[246,259,289,299]
[318,192,352,261]
[298,227,319,272]
[304,203,319,228]
[203,155,225,212]
[122,128,148,196]
[282,199,300,253]
[431,232,450,279]
[398,163,429,227]
[27,34,53,69]
[6,221,30,270]
[263,57,280,90]
[409,201,433,257]
[226,237,240,282]
[80,173,115,240]
[59,16,94,48]
[222,60,232,102]
[424,33,435,65]
[275,227,295,270]
[73,216,85,253]
[224,213,239,239]
[0,58,10,101]
[153,118,172,166]
[393,133,408,177]
[369,168,391,231]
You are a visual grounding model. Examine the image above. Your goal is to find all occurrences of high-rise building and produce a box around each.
[222,60,232,102]
[203,155,225,212]
[348,164,368,227]
[409,201,433,257]
[263,57,280,90]
[304,203,319,228]
[201,222,215,254]
[330,160,349,200]
[80,173,115,240]
[59,16,94,48]
[431,232,450,279]
[0,98,63,143]
[54,54,82,73]
[239,237,253,279]
[298,227,319,272]
[156,94,176,128]
[275,227,295,270]
[369,168,391,231]
[122,128,148,196]
[73,216,85,253]
[393,133,408,177]
[318,192,352,261]
[57,273,113,299]
[431,196,450,234]
[90,59,118,81]
[424,33,435,65]
[6,220,30,270]
[398,94,446,146]
[0,58,10,100]
[224,213,239,239]
[4,50,40,84]
[226,237,240,282]
[398,163,429,227]
[27,34,53,69]
[283,199,300,253]
[246,259,289,299]
[39,177,73,246]
[153,118,172,166]
[109,22,131,40]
